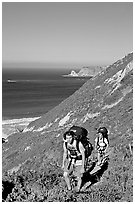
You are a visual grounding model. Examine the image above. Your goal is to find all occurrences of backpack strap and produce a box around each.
[65,141,67,149]
[76,139,80,153]
[97,136,100,149]
[97,136,99,146]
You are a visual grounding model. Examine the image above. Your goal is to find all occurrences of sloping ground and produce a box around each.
[2,53,133,201]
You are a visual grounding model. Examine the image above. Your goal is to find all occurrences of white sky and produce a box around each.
[2,1,133,69]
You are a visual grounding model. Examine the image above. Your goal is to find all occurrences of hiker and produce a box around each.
[62,126,93,192]
[95,127,109,166]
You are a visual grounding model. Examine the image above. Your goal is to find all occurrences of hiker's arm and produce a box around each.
[79,142,85,173]
[62,143,68,169]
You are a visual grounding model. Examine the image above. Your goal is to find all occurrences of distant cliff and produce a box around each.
[63,66,104,77]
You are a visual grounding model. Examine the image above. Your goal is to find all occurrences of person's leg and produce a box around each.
[74,165,83,192]
[63,159,73,190]
[76,176,82,191]
[63,171,71,190]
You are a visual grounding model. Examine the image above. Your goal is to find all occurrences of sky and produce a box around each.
[2,2,133,69]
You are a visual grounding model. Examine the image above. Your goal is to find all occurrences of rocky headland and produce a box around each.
[63,66,104,77]
[2,52,133,202]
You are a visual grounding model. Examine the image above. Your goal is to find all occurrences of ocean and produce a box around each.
[2,68,90,137]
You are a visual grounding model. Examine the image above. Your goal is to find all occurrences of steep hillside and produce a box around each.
[2,52,133,202]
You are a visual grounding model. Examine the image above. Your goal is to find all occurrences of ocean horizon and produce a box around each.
[2,68,90,137]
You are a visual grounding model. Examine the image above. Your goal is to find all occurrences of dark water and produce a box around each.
[2,68,89,119]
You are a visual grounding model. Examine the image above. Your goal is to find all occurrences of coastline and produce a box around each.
[2,116,40,138]
[2,76,88,139]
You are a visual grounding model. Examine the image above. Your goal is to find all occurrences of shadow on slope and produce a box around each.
[2,180,15,201]
[81,161,109,190]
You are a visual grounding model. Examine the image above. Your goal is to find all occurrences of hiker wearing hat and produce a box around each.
[62,126,93,192]
[95,127,109,166]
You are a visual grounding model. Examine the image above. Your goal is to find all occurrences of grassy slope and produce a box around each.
[2,53,133,201]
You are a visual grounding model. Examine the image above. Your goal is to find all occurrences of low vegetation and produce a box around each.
[3,136,132,202]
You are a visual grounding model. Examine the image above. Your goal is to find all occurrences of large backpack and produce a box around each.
[69,125,93,158]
